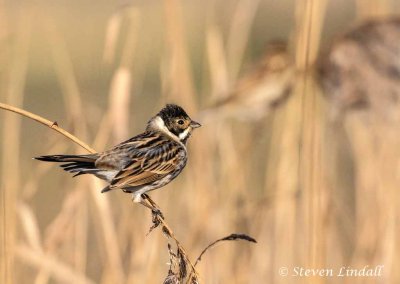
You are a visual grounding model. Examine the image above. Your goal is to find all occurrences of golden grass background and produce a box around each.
[1,0,400,283]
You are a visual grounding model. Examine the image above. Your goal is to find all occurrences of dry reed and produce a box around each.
[1,7,33,284]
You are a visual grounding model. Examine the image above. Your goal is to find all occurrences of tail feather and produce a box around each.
[34,154,99,177]
[35,154,97,163]
[101,186,111,193]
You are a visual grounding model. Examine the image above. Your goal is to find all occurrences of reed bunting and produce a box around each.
[201,41,295,121]
[35,104,201,209]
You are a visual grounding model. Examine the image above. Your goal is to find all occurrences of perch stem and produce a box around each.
[0,102,96,153]
[145,195,200,282]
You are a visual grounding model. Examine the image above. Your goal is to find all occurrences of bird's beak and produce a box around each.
[190,120,201,128]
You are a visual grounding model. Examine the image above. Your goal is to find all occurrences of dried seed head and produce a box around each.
[177,248,187,279]
[163,272,181,284]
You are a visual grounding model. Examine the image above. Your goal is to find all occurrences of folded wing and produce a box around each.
[101,141,184,193]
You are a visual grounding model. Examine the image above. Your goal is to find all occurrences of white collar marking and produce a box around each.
[150,116,186,148]
[179,127,191,140]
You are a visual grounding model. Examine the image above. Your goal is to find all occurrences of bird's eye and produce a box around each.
[177,119,185,125]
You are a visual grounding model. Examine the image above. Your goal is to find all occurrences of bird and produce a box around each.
[200,41,295,122]
[35,104,201,210]
[318,17,400,119]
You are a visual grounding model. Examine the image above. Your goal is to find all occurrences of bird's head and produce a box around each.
[147,104,201,143]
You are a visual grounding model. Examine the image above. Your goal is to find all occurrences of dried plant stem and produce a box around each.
[0,102,96,153]
[163,0,197,111]
[194,234,257,267]
[145,199,200,283]
[294,1,327,282]
[1,9,32,284]
[16,244,94,284]
[226,0,261,81]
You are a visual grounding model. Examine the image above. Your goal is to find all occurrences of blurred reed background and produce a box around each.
[1,0,400,283]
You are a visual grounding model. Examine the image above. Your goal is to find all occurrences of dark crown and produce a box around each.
[158,104,189,120]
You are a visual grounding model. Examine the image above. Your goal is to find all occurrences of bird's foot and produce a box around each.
[151,208,165,220]
[147,207,165,235]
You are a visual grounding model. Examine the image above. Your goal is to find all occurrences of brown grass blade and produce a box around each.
[194,233,257,267]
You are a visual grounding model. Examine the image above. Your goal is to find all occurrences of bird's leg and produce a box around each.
[138,197,155,210]
[131,193,156,211]
[143,193,158,208]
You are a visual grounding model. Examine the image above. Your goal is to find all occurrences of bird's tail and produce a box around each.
[34,154,99,177]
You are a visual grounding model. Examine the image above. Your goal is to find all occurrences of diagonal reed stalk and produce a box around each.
[0,103,95,153]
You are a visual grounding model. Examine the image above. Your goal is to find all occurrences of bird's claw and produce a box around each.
[151,208,165,220]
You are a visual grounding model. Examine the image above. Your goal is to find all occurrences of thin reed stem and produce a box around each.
[0,103,96,153]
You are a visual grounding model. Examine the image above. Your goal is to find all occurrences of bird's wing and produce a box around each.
[95,132,167,170]
[107,140,185,190]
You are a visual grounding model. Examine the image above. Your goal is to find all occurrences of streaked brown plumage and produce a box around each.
[35,104,201,206]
